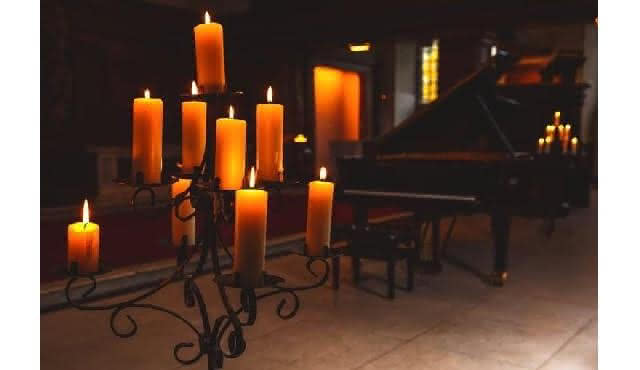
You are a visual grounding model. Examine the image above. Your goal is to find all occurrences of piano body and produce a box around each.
[336,59,591,286]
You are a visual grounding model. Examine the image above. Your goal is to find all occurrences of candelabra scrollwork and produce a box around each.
[64,162,331,369]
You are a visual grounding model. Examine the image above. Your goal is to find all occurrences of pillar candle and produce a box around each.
[571,137,579,155]
[557,125,565,142]
[171,179,195,247]
[256,86,284,182]
[305,167,335,256]
[132,89,163,184]
[544,136,552,154]
[554,111,561,126]
[215,106,246,190]
[67,200,100,273]
[194,11,225,93]
[562,139,569,154]
[564,124,572,142]
[182,82,207,174]
[545,125,555,141]
[234,168,268,287]
[537,138,545,154]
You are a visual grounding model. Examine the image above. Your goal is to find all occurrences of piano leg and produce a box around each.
[417,216,443,274]
[489,209,511,287]
[331,256,340,290]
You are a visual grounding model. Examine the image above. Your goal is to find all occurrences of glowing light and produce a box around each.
[538,138,545,145]
[82,199,90,224]
[545,136,552,144]
[293,134,307,143]
[205,11,211,24]
[490,46,497,57]
[554,111,561,120]
[349,43,370,52]
[229,106,234,119]
[319,167,327,181]
[144,89,150,99]
[571,137,578,145]
[191,81,198,95]
[249,167,256,188]
[267,86,273,103]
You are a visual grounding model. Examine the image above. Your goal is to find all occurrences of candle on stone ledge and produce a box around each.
[171,179,195,247]
[132,89,163,184]
[182,81,207,174]
[571,137,579,155]
[256,86,284,182]
[215,106,246,190]
[305,167,335,256]
[67,200,100,273]
[537,138,545,154]
[233,167,268,287]
[194,11,225,93]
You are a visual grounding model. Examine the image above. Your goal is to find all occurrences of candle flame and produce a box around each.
[545,136,552,144]
[267,86,273,103]
[144,89,150,99]
[205,11,211,24]
[294,134,307,143]
[565,124,571,131]
[191,81,198,95]
[319,167,327,181]
[571,137,578,144]
[538,138,545,145]
[554,111,560,119]
[229,106,234,119]
[249,167,256,188]
[82,199,90,224]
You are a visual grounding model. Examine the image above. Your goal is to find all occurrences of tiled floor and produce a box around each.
[41,193,597,370]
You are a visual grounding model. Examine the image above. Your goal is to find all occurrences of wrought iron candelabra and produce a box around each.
[63,92,334,370]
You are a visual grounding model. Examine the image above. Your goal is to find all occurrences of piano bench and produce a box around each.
[345,225,417,299]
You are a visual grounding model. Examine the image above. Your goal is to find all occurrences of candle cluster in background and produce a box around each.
[68,11,335,283]
[537,111,579,155]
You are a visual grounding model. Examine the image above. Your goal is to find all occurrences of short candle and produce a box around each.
[305,167,335,256]
[67,200,100,273]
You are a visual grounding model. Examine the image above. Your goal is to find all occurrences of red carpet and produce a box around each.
[41,194,397,283]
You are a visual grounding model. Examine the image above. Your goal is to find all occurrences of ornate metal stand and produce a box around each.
[63,95,330,369]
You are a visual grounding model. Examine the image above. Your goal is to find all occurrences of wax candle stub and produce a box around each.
[67,199,100,273]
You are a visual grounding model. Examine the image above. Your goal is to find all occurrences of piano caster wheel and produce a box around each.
[487,271,508,287]
[420,261,442,275]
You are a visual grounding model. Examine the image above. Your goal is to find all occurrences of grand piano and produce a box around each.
[336,56,591,286]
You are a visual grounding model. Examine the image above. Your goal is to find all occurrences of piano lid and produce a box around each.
[372,62,517,157]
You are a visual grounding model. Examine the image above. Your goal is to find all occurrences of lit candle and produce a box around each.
[554,111,561,126]
[233,167,268,287]
[557,125,565,141]
[132,89,163,184]
[546,125,555,141]
[256,86,284,182]
[171,179,195,247]
[194,11,225,93]
[571,137,579,155]
[215,106,246,190]
[537,138,545,154]
[181,82,207,174]
[67,200,100,273]
[564,124,572,142]
[544,136,552,154]
[305,167,335,256]
[293,134,308,143]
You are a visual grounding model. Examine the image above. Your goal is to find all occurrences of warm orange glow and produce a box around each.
[545,136,552,144]
[319,167,327,181]
[349,43,371,52]
[294,134,307,143]
[538,138,545,145]
[144,89,150,99]
[204,11,211,24]
[490,46,497,57]
[571,137,578,145]
[229,105,234,119]
[249,166,256,188]
[267,86,273,103]
[191,81,198,95]
[313,66,360,173]
[554,111,560,120]
[82,199,90,224]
